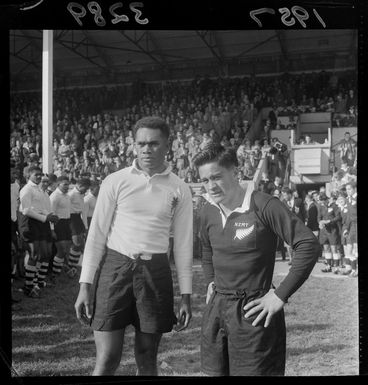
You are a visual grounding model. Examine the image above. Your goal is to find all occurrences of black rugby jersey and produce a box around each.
[317,202,341,231]
[347,194,357,224]
[200,191,321,303]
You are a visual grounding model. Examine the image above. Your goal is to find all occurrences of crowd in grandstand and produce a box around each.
[10,69,358,303]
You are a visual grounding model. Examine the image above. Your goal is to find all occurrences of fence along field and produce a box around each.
[11,261,358,376]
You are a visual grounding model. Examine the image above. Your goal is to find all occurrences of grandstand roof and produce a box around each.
[10,29,357,87]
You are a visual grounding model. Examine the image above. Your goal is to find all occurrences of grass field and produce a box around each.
[11,260,359,377]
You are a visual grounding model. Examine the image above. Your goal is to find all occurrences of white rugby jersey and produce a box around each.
[84,192,97,218]
[50,188,71,219]
[80,159,193,294]
[68,187,85,214]
[19,180,52,222]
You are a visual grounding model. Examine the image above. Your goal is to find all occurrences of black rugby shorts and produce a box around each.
[91,248,177,333]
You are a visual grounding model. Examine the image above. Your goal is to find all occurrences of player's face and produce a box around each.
[281,192,291,202]
[135,127,169,176]
[346,184,355,197]
[91,186,100,196]
[29,170,42,185]
[337,197,345,208]
[58,180,70,194]
[77,184,88,195]
[198,162,238,206]
[41,177,49,191]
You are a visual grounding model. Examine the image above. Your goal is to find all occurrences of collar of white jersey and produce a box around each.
[203,183,254,214]
[130,158,172,177]
[27,180,40,188]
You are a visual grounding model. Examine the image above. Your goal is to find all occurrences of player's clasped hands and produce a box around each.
[174,294,192,332]
[243,289,285,328]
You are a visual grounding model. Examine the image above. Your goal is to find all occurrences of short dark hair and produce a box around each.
[133,116,170,139]
[48,173,57,183]
[28,165,42,175]
[281,186,292,195]
[305,193,313,201]
[319,193,328,201]
[192,142,238,169]
[76,178,91,188]
[57,176,69,184]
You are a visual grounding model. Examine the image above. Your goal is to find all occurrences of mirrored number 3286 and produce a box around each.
[67,1,149,26]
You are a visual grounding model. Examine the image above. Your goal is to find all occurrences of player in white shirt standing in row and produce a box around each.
[67,178,90,278]
[11,168,21,303]
[18,166,59,297]
[84,181,100,231]
[50,176,73,284]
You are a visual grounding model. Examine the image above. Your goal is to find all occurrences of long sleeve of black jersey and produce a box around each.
[307,204,318,230]
[199,206,215,286]
[256,195,321,303]
[329,204,342,225]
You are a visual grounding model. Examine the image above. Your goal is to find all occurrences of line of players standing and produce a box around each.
[11,167,100,300]
[279,183,358,277]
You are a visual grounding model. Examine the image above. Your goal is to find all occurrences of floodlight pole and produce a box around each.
[42,30,53,174]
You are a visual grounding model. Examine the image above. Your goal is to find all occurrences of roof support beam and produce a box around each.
[20,30,65,77]
[54,33,109,74]
[276,30,288,61]
[11,52,40,72]
[145,31,169,66]
[119,30,168,70]
[82,30,115,72]
[213,31,225,60]
[11,33,162,56]
[236,34,277,59]
[196,30,223,64]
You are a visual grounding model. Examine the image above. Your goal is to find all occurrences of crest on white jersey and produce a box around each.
[234,224,255,240]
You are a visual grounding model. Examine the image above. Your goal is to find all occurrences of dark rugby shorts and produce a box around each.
[319,227,340,246]
[70,213,85,236]
[347,222,357,244]
[91,248,177,334]
[11,219,18,245]
[201,286,286,376]
[17,212,51,243]
[54,218,72,241]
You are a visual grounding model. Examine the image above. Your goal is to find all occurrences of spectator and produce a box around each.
[338,132,357,167]
[318,193,341,274]
[304,193,319,237]
[281,187,305,265]
[301,134,318,145]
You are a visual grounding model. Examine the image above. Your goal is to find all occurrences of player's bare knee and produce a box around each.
[96,350,121,373]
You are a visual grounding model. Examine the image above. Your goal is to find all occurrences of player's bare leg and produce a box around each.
[93,329,125,375]
[134,330,162,375]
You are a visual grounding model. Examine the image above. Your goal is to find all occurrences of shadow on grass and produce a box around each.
[288,343,348,356]
[286,323,330,333]
[12,339,96,363]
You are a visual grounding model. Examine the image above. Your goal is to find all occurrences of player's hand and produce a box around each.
[75,283,93,326]
[206,282,214,304]
[343,229,348,237]
[51,230,57,240]
[47,213,59,223]
[175,294,192,332]
[243,289,285,328]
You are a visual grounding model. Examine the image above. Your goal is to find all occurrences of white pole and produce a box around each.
[42,30,53,174]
